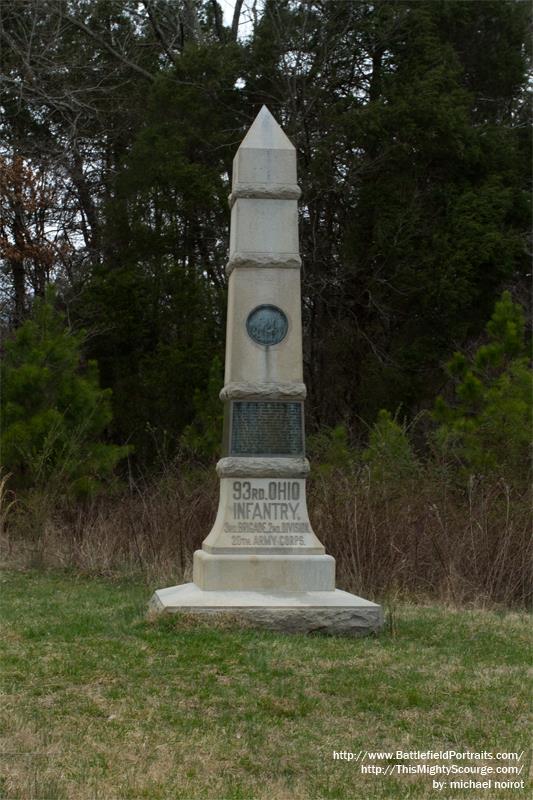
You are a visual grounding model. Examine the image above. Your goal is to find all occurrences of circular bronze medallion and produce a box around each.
[246,305,288,346]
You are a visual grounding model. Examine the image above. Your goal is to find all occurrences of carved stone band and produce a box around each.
[226,252,301,275]
[217,457,310,478]
[228,183,301,208]
[220,382,307,401]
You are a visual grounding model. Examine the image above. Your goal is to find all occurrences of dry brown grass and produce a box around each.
[0,464,530,607]
[312,469,532,607]
[1,571,530,800]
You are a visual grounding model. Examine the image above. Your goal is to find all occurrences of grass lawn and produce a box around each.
[0,570,530,800]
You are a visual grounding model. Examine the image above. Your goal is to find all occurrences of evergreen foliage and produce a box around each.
[1,292,130,496]
[0,0,530,468]
[362,410,420,483]
[180,355,224,460]
[79,49,240,464]
[262,0,530,475]
[307,424,356,476]
[434,292,531,480]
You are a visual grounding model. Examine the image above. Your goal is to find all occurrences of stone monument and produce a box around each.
[150,106,383,634]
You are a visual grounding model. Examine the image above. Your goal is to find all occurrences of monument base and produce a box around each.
[149,583,383,636]
[193,550,335,591]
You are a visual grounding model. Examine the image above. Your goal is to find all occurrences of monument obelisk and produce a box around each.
[151,107,382,634]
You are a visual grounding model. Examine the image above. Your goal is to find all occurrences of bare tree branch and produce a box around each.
[63,13,155,82]
[143,1,181,67]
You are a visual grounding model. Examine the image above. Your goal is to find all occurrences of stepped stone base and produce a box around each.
[149,583,383,636]
[193,551,335,591]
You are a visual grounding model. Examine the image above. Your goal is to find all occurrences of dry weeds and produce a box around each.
[0,464,530,607]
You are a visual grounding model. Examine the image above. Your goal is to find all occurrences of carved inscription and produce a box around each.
[223,479,311,545]
[230,401,303,456]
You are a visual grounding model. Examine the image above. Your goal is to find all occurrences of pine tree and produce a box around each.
[434,291,531,480]
[1,291,131,496]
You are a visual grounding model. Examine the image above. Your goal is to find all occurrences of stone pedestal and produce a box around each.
[150,585,382,635]
[150,107,383,636]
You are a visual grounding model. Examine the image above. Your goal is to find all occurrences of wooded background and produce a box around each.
[1,0,530,469]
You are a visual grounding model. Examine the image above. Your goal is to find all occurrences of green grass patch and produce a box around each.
[0,570,530,799]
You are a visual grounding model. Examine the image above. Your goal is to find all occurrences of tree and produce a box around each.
[79,45,242,464]
[0,156,75,326]
[245,0,530,429]
[0,0,248,318]
[434,291,531,481]
[1,291,130,496]
[1,0,530,462]
[0,1,247,464]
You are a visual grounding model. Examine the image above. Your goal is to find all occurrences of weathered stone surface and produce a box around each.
[220,381,307,401]
[200,476,324,556]
[226,252,301,275]
[230,199,299,256]
[232,105,298,184]
[229,182,301,207]
[150,584,383,636]
[216,456,310,478]
[225,267,303,385]
[194,552,334,590]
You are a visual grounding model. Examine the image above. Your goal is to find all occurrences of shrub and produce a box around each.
[307,424,357,475]
[1,291,131,497]
[434,291,531,482]
[180,355,224,461]
[362,409,420,483]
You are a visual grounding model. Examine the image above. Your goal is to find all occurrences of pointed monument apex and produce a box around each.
[231,106,298,202]
[240,105,295,151]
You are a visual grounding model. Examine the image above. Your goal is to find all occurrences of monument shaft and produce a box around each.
[193,106,333,591]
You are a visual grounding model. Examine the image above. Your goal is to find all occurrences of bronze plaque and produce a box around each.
[246,305,288,346]
[230,401,304,456]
